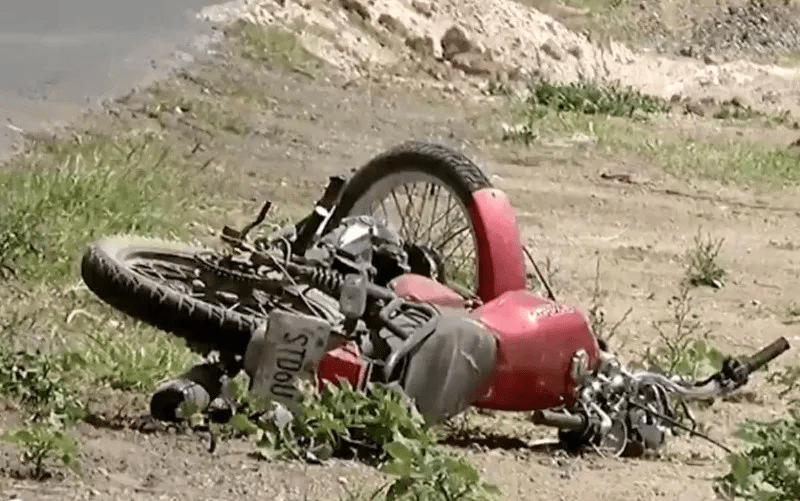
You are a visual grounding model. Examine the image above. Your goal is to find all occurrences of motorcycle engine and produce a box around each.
[308,216,446,287]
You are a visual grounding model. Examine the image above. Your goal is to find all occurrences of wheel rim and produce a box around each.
[344,171,478,294]
[123,250,274,319]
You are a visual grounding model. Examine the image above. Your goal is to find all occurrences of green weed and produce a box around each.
[3,425,79,480]
[78,325,200,392]
[526,80,670,118]
[717,417,800,501]
[0,132,199,280]
[232,381,500,501]
[644,282,724,379]
[685,230,727,289]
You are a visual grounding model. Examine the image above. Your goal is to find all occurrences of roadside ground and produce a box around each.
[1,1,800,500]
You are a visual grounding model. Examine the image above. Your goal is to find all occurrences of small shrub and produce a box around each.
[526,81,670,118]
[644,282,724,379]
[685,230,726,289]
[716,417,800,501]
[3,425,79,479]
[586,256,632,347]
[0,342,83,424]
[232,381,501,501]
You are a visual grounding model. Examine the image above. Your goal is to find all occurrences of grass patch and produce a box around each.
[527,81,670,117]
[0,132,203,280]
[228,21,323,78]
[498,92,800,185]
[656,137,800,184]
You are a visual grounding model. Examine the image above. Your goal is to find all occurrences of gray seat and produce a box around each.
[401,310,498,424]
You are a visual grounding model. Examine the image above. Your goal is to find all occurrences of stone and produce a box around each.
[567,44,582,59]
[406,36,435,58]
[411,0,434,17]
[441,25,478,60]
[377,13,407,37]
[540,39,565,61]
[338,0,370,21]
[450,52,497,76]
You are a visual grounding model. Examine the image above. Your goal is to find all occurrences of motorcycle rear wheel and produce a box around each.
[327,141,492,296]
[80,236,263,354]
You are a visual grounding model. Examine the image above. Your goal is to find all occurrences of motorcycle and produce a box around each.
[80,141,790,458]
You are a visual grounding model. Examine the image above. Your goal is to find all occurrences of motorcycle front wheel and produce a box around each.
[327,141,492,297]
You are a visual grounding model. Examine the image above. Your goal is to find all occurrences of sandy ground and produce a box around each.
[2,0,800,499]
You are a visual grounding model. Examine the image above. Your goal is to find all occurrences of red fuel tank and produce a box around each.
[470,290,600,411]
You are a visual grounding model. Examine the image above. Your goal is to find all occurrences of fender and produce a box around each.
[468,188,527,303]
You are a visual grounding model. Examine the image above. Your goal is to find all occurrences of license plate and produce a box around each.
[249,309,331,408]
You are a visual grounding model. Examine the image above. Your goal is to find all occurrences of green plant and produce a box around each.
[0,341,84,424]
[716,417,800,500]
[685,230,726,288]
[644,282,724,378]
[3,424,79,479]
[0,132,198,280]
[527,80,670,118]
[232,381,500,501]
[382,436,500,501]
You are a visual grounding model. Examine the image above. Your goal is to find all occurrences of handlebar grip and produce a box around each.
[532,410,586,431]
[745,337,790,373]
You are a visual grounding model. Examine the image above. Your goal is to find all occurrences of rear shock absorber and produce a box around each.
[307,266,346,295]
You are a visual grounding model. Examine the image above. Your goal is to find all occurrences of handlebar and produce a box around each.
[532,410,587,430]
[744,336,790,373]
[533,337,791,434]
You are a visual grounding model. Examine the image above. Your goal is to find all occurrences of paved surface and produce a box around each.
[0,0,222,157]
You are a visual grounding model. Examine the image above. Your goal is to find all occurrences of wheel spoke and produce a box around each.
[356,178,478,294]
[128,254,271,320]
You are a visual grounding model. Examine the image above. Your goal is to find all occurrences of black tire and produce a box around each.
[329,140,492,225]
[80,236,258,354]
[326,141,492,291]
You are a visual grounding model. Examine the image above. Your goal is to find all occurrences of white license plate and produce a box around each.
[249,309,331,408]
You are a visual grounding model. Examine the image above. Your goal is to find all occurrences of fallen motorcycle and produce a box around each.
[80,141,790,458]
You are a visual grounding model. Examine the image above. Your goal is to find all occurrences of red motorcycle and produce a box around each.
[80,141,790,457]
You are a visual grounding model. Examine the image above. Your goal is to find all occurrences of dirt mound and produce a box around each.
[665,0,800,61]
[200,0,800,115]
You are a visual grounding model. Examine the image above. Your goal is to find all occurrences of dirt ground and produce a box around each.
[2,0,800,500]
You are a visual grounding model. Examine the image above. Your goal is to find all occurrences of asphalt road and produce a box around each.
[0,0,223,157]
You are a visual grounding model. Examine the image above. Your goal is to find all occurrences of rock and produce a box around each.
[728,95,750,108]
[566,44,583,59]
[441,25,479,60]
[411,0,434,17]
[406,36,435,58]
[450,53,498,76]
[684,100,705,117]
[699,96,717,107]
[540,39,565,60]
[338,0,370,21]
[703,53,720,65]
[377,13,407,37]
